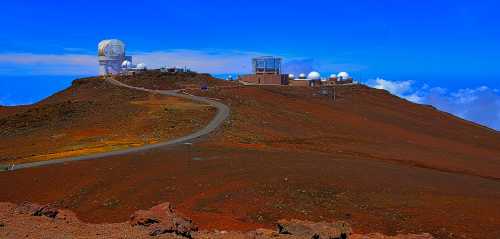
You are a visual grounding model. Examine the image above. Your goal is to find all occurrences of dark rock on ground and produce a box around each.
[15,202,59,218]
[130,202,198,237]
[277,219,352,239]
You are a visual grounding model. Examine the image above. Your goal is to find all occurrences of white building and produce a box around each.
[98,39,131,76]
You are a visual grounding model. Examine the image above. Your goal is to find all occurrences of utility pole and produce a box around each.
[333,87,336,102]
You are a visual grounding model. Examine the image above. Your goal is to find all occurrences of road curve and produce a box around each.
[4,78,230,171]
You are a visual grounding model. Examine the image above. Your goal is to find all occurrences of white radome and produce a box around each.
[299,73,306,79]
[330,74,337,79]
[337,72,350,79]
[136,63,146,70]
[98,39,125,57]
[288,74,295,79]
[121,60,132,69]
[307,71,321,81]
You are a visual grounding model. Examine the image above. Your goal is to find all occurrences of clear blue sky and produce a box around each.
[0,0,499,129]
[2,1,500,81]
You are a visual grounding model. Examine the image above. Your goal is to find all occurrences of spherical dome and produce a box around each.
[288,74,295,79]
[329,74,337,79]
[307,71,321,81]
[98,39,125,57]
[299,73,306,79]
[121,60,132,68]
[337,72,350,79]
[136,63,146,70]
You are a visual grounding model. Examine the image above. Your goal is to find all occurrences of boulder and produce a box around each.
[277,219,352,239]
[16,202,59,218]
[350,233,434,239]
[130,202,198,238]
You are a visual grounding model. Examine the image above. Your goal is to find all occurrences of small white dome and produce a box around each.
[307,71,321,80]
[299,73,306,79]
[288,74,295,79]
[121,60,132,68]
[136,63,146,70]
[337,72,350,79]
[330,74,337,79]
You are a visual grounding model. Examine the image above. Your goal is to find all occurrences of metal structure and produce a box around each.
[252,56,282,75]
[98,39,129,75]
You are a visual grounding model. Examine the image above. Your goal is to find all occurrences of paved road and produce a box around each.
[3,78,230,171]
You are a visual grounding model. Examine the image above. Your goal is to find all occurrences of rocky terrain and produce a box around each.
[0,72,499,238]
[0,76,215,164]
[116,71,235,91]
[0,202,433,239]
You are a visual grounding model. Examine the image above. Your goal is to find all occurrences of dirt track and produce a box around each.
[0,73,499,239]
[1,77,229,171]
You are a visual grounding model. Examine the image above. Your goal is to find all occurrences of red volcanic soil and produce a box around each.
[0,74,499,238]
[0,76,215,164]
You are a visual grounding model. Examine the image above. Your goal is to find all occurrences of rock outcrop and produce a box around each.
[130,202,198,238]
[0,202,434,239]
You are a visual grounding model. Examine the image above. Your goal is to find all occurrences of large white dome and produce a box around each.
[98,39,125,57]
[121,60,132,69]
[307,71,321,80]
[337,72,350,79]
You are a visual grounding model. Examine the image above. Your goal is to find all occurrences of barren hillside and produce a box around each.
[0,73,499,239]
[0,76,215,164]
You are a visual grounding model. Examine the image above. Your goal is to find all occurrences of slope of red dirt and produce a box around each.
[0,74,499,238]
[0,76,215,164]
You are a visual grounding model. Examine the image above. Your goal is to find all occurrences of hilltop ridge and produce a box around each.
[0,72,499,238]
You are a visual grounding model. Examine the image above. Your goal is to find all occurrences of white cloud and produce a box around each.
[0,49,268,76]
[131,49,264,74]
[0,53,98,76]
[367,78,500,130]
[370,78,414,96]
[0,50,364,76]
[368,78,420,102]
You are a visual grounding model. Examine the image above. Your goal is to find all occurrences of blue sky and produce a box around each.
[0,0,499,129]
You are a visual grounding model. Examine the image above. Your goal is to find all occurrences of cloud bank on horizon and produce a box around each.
[368,78,500,130]
[0,50,262,76]
[0,50,498,131]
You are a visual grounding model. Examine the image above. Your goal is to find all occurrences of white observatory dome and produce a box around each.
[98,39,125,58]
[337,72,350,79]
[288,74,295,79]
[307,71,321,81]
[299,73,306,79]
[136,63,146,70]
[330,74,337,79]
[121,60,132,69]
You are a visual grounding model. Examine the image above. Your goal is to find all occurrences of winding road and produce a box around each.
[4,78,230,171]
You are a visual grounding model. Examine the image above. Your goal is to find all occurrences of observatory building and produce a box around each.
[252,56,282,75]
[238,56,355,86]
[239,56,289,85]
[98,39,132,76]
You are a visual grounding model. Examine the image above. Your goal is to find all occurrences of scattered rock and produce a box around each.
[15,202,59,218]
[2,202,434,239]
[351,233,434,239]
[130,202,198,237]
[277,219,352,239]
